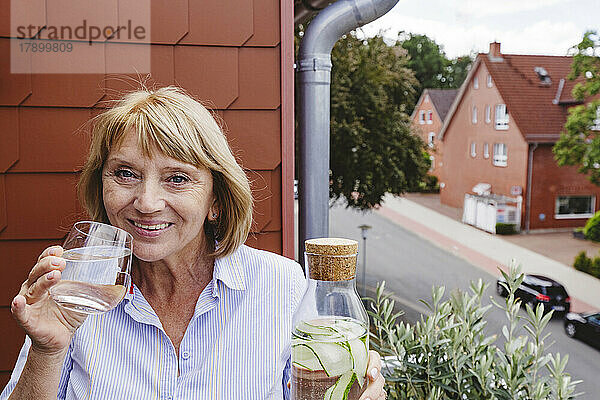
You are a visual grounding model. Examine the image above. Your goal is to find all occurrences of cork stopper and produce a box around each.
[305,238,358,281]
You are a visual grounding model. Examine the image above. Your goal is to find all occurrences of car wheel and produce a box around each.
[565,322,577,338]
[496,283,506,297]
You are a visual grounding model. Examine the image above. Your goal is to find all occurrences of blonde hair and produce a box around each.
[78,86,253,258]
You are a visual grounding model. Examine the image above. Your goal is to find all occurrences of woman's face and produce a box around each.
[101,131,216,263]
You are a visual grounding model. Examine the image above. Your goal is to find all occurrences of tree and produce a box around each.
[553,31,600,184]
[399,33,472,100]
[295,26,432,210]
[327,33,429,209]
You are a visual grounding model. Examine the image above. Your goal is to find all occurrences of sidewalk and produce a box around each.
[378,194,600,313]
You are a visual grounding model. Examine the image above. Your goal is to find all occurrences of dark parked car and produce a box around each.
[564,312,600,348]
[496,274,570,315]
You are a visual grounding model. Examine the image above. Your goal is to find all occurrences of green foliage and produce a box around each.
[573,250,600,279]
[574,251,592,274]
[583,210,600,241]
[368,262,581,400]
[327,33,430,209]
[495,223,517,235]
[554,31,600,184]
[400,33,472,97]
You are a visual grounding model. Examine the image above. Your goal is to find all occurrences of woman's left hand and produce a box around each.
[359,350,386,400]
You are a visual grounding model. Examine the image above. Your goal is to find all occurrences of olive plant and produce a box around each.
[368,262,581,400]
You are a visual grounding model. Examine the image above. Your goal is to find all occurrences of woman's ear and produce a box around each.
[208,201,220,222]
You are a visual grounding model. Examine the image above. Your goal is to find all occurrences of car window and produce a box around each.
[543,287,567,297]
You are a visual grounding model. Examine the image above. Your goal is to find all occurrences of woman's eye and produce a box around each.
[115,169,135,179]
[169,175,189,184]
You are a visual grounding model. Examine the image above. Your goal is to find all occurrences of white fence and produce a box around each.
[462,194,522,234]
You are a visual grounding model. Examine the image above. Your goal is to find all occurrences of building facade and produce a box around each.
[439,42,600,231]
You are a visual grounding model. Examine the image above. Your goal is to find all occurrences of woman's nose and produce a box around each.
[133,180,166,213]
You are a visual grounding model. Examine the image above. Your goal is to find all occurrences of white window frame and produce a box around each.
[418,110,426,124]
[485,105,491,124]
[428,132,435,148]
[493,143,507,166]
[495,104,509,130]
[429,155,435,172]
[470,141,477,158]
[473,76,479,89]
[555,195,596,219]
[427,110,433,124]
[483,142,489,159]
[472,106,477,124]
[487,74,493,87]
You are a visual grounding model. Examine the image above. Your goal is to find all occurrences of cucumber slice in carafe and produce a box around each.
[306,342,353,377]
[323,371,356,400]
[348,337,368,387]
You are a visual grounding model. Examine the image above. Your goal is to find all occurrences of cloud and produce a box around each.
[456,0,567,18]
[360,16,582,58]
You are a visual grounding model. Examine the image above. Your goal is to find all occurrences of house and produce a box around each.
[411,88,458,180]
[439,42,600,231]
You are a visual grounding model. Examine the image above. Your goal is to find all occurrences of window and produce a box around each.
[487,74,493,87]
[472,106,477,124]
[419,110,425,124]
[473,76,479,89]
[493,143,507,166]
[470,141,476,157]
[427,110,433,124]
[485,105,491,123]
[424,94,430,103]
[495,104,509,130]
[555,195,595,219]
[429,155,435,172]
[483,142,489,159]
[428,132,435,148]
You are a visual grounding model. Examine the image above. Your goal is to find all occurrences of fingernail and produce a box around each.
[51,257,63,266]
[47,271,55,280]
[370,367,379,379]
[49,248,58,256]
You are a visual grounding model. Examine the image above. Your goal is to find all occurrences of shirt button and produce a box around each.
[166,396,173,400]
[181,351,190,360]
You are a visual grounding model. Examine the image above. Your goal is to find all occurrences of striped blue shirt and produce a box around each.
[1,245,306,400]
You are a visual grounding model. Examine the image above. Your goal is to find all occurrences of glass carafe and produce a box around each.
[291,238,369,400]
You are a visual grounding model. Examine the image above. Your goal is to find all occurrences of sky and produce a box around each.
[359,0,600,59]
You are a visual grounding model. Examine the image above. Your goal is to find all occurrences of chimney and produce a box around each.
[488,41,502,62]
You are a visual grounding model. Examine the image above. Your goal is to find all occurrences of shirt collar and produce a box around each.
[212,246,247,291]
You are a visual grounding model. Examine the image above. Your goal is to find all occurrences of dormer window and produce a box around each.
[487,74,493,87]
[534,66,551,85]
[473,76,479,89]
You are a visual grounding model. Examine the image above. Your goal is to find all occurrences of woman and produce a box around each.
[1,86,386,399]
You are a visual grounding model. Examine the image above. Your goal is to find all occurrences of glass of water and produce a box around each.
[49,221,133,314]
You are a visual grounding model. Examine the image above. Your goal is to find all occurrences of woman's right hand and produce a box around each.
[11,245,87,355]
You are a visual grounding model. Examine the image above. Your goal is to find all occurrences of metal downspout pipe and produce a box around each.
[525,142,538,233]
[297,0,399,262]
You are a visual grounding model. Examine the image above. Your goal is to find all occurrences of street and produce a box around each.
[328,202,600,399]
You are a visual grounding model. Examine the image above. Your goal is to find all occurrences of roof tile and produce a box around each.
[0,240,57,304]
[0,108,19,172]
[229,47,280,109]
[0,39,32,106]
[0,173,81,240]
[0,309,24,369]
[244,0,280,47]
[8,108,91,173]
[2,0,46,38]
[0,176,6,234]
[245,231,282,254]
[45,0,118,44]
[22,73,105,107]
[223,109,281,169]
[481,54,573,141]
[426,89,458,122]
[180,0,253,46]
[147,0,188,44]
[174,46,238,109]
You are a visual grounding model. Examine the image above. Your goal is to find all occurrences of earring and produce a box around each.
[212,212,218,219]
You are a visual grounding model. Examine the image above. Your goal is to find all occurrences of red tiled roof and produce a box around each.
[427,89,459,122]
[481,53,573,142]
